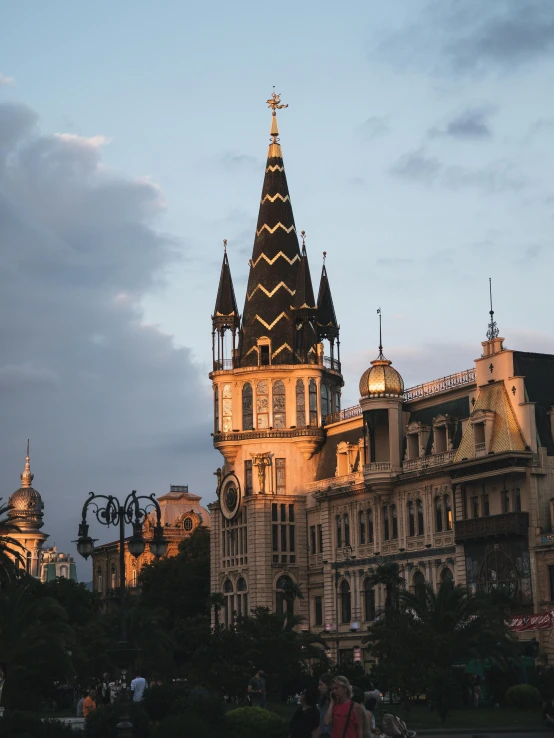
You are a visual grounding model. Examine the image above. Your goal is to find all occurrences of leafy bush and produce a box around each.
[506,684,542,710]
[225,706,287,738]
[427,668,463,723]
[83,701,149,738]
[141,683,182,722]
[153,713,220,738]
[0,712,78,737]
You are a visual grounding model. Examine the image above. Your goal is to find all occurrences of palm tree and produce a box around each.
[209,592,225,627]
[368,561,404,613]
[400,579,516,671]
[0,500,23,583]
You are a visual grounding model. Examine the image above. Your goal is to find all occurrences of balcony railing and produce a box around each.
[402,450,455,472]
[307,471,364,492]
[213,427,325,443]
[213,358,234,371]
[364,461,392,473]
[324,404,362,425]
[475,442,487,456]
[454,512,529,542]
[404,368,476,401]
[323,356,341,373]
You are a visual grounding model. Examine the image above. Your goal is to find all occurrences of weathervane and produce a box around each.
[486,277,499,341]
[377,308,384,359]
[267,88,288,115]
[301,230,306,248]
[223,238,227,254]
[323,251,327,264]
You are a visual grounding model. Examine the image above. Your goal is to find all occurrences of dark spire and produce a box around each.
[240,93,311,366]
[291,232,316,311]
[316,251,339,340]
[213,239,239,327]
[486,277,499,341]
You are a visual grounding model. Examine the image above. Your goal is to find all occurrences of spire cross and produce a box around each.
[300,230,306,248]
[486,277,499,341]
[223,239,227,254]
[323,251,327,264]
[377,308,384,359]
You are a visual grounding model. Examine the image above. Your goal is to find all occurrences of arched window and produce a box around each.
[441,568,454,585]
[26,551,32,574]
[344,513,350,546]
[334,390,341,413]
[383,506,390,541]
[111,565,117,590]
[131,566,137,588]
[444,494,453,531]
[97,568,103,593]
[408,501,415,537]
[276,575,294,617]
[296,379,306,427]
[224,579,234,627]
[60,565,68,578]
[413,571,426,600]
[417,499,424,536]
[359,510,366,545]
[237,577,248,616]
[435,496,443,533]
[242,383,253,430]
[321,384,329,419]
[363,578,376,621]
[391,504,398,539]
[222,383,233,432]
[367,509,374,543]
[214,385,220,433]
[272,380,286,429]
[340,580,351,624]
[309,379,318,426]
[256,380,269,429]
[336,515,342,548]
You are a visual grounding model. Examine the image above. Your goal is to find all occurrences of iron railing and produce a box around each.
[402,450,455,472]
[454,512,529,542]
[404,368,476,401]
[323,356,341,373]
[213,427,325,443]
[324,404,362,425]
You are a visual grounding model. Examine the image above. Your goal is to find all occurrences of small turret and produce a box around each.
[212,240,240,370]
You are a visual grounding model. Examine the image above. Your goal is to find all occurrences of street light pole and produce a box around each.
[74,490,168,736]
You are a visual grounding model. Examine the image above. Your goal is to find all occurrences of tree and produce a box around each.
[0,499,23,583]
[368,562,404,613]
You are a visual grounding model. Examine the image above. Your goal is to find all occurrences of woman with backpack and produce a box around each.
[324,676,364,738]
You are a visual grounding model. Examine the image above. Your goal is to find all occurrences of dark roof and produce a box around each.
[315,427,364,481]
[406,396,470,453]
[316,263,339,338]
[239,118,320,366]
[513,351,554,454]
[213,251,239,325]
[291,244,316,311]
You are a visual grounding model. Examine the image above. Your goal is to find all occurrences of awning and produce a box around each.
[510,612,554,631]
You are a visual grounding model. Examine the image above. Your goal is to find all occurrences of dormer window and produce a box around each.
[260,345,270,365]
[432,415,455,455]
[257,337,271,366]
[407,433,419,460]
[470,409,495,456]
[405,422,430,460]
[435,426,447,453]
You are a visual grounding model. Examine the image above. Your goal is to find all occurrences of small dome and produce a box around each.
[359,357,404,399]
[8,486,45,530]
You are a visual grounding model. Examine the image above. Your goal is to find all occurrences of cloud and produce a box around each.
[0,73,14,86]
[220,151,261,170]
[376,1,554,75]
[359,116,390,141]
[0,101,218,576]
[430,107,495,139]
[391,148,524,192]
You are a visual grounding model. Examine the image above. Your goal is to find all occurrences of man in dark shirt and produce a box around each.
[248,668,267,708]
[290,687,320,738]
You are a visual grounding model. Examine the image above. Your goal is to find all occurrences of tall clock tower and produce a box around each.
[208,94,342,625]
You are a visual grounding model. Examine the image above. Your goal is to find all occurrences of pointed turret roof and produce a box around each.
[316,255,339,339]
[213,241,239,329]
[240,93,309,366]
[292,236,316,311]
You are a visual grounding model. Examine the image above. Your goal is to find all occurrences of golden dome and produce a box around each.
[359,357,404,399]
[8,441,45,530]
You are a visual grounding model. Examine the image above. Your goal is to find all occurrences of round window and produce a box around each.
[183,517,193,531]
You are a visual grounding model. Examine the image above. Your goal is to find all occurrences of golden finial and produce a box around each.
[266,88,288,115]
[21,438,34,488]
[301,230,306,248]
[223,239,227,254]
[323,251,327,264]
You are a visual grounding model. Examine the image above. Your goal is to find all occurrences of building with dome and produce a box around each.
[208,95,554,666]
[91,485,210,602]
[7,441,49,576]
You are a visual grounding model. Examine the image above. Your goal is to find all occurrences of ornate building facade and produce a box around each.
[208,96,554,666]
[40,546,78,582]
[7,442,49,576]
[91,485,209,601]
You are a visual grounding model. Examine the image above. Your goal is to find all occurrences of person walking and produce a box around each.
[130,672,148,703]
[290,687,321,738]
[318,673,333,737]
[247,668,267,708]
[352,687,373,738]
[82,690,97,718]
[324,676,364,738]
[76,690,88,718]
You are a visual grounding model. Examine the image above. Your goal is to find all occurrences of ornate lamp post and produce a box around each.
[74,490,167,735]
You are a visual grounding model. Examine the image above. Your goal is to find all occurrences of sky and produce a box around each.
[1,1,554,578]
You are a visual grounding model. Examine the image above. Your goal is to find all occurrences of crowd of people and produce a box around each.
[75,671,149,718]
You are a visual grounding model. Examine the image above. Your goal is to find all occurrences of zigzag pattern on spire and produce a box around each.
[261,193,290,204]
[271,342,293,358]
[247,282,295,301]
[256,222,296,237]
[254,312,289,330]
[251,251,300,268]
[266,164,285,172]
